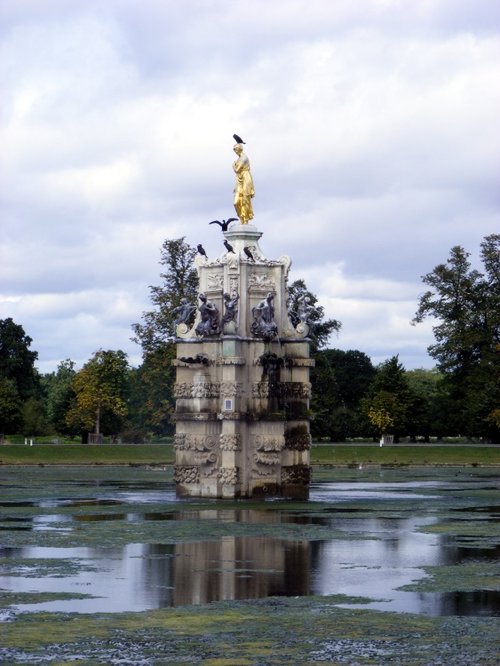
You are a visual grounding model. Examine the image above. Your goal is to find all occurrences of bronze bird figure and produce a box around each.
[209,218,237,232]
[243,246,255,262]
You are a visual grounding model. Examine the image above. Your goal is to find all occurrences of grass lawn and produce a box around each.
[0,443,175,465]
[0,441,498,466]
[310,443,500,466]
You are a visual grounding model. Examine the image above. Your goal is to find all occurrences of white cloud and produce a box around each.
[0,0,498,373]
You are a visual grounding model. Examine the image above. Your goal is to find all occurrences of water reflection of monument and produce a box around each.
[139,509,311,607]
[174,535,310,605]
[173,136,316,499]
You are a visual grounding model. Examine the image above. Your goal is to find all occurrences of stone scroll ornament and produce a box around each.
[251,292,278,340]
[253,435,285,467]
[195,292,221,337]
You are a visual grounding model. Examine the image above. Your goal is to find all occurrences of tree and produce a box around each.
[363,356,412,441]
[127,346,177,440]
[367,394,395,435]
[413,235,500,440]
[131,238,199,438]
[43,359,78,436]
[132,237,199,353]
[405,368,442,442]
[0,318,40,401]
[0,376,22,434]
[287,279,341,350]
[66,350,129,440]
[21,397,47,436]
[310,349,375,440]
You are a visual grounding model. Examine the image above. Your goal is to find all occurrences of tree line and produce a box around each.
[1,234,498,442]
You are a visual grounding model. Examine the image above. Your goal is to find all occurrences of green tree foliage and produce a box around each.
[367,394,396,434]
[405,368,442,442]
[127,345,177,439]
[363,355,412,440]
[131,238,199,437]
[310,349,375,440]
[132,237,199,353]
[0,318,42,434]
[21,397,47,436]
[287,279,341,350]
[66,350,129,438]
[413,234,500,440]
[0,376,22,434]
[0,318,40,401]
[43,359,78,436]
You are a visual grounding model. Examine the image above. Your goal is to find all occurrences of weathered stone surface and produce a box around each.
[174,223,311,498]
[282,465,311,486]
[219,434,241,451]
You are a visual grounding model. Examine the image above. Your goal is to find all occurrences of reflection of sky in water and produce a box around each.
[1,476,498,617]
[312,516,443,615]
[5,543,177,613]
[311,481,442,502]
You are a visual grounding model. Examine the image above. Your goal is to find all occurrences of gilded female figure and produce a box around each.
[233,143,255,224]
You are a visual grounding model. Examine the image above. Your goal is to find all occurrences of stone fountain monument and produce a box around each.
[173,137,314,499]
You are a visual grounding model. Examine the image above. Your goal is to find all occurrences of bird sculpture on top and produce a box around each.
[223,239,235,254]
[243,246,255,262]
[197,244,208,259]
[209,218,237,232]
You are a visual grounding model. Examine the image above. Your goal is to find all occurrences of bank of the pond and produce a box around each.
[0,442,499,466]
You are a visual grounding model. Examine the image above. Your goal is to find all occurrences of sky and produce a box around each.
[1,0,499,374]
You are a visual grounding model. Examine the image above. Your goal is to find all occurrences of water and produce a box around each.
[0,467,498,617]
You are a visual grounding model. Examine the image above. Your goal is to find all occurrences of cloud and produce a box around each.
[1,0,499,373]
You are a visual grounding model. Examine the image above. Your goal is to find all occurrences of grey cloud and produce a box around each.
[1,0,499,372]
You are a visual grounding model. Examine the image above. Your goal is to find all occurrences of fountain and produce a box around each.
[173,138,314,498]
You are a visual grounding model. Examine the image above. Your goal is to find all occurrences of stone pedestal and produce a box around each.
[174,224,312,499]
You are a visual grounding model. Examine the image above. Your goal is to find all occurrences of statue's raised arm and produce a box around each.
[232,135,255,225]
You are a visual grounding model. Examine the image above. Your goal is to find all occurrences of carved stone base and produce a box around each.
[282,465,311,486]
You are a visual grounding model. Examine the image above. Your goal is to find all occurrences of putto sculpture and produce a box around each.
[195,292,221,337]
[172,297,196,331]
[222,291,239,326]
[251,292,278,340]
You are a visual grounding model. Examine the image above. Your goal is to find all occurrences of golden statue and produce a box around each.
[233,140,255,224]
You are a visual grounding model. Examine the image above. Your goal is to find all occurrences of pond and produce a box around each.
[0,466,499,618]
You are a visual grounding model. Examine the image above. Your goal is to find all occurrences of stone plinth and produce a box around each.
[174,224,312,499]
